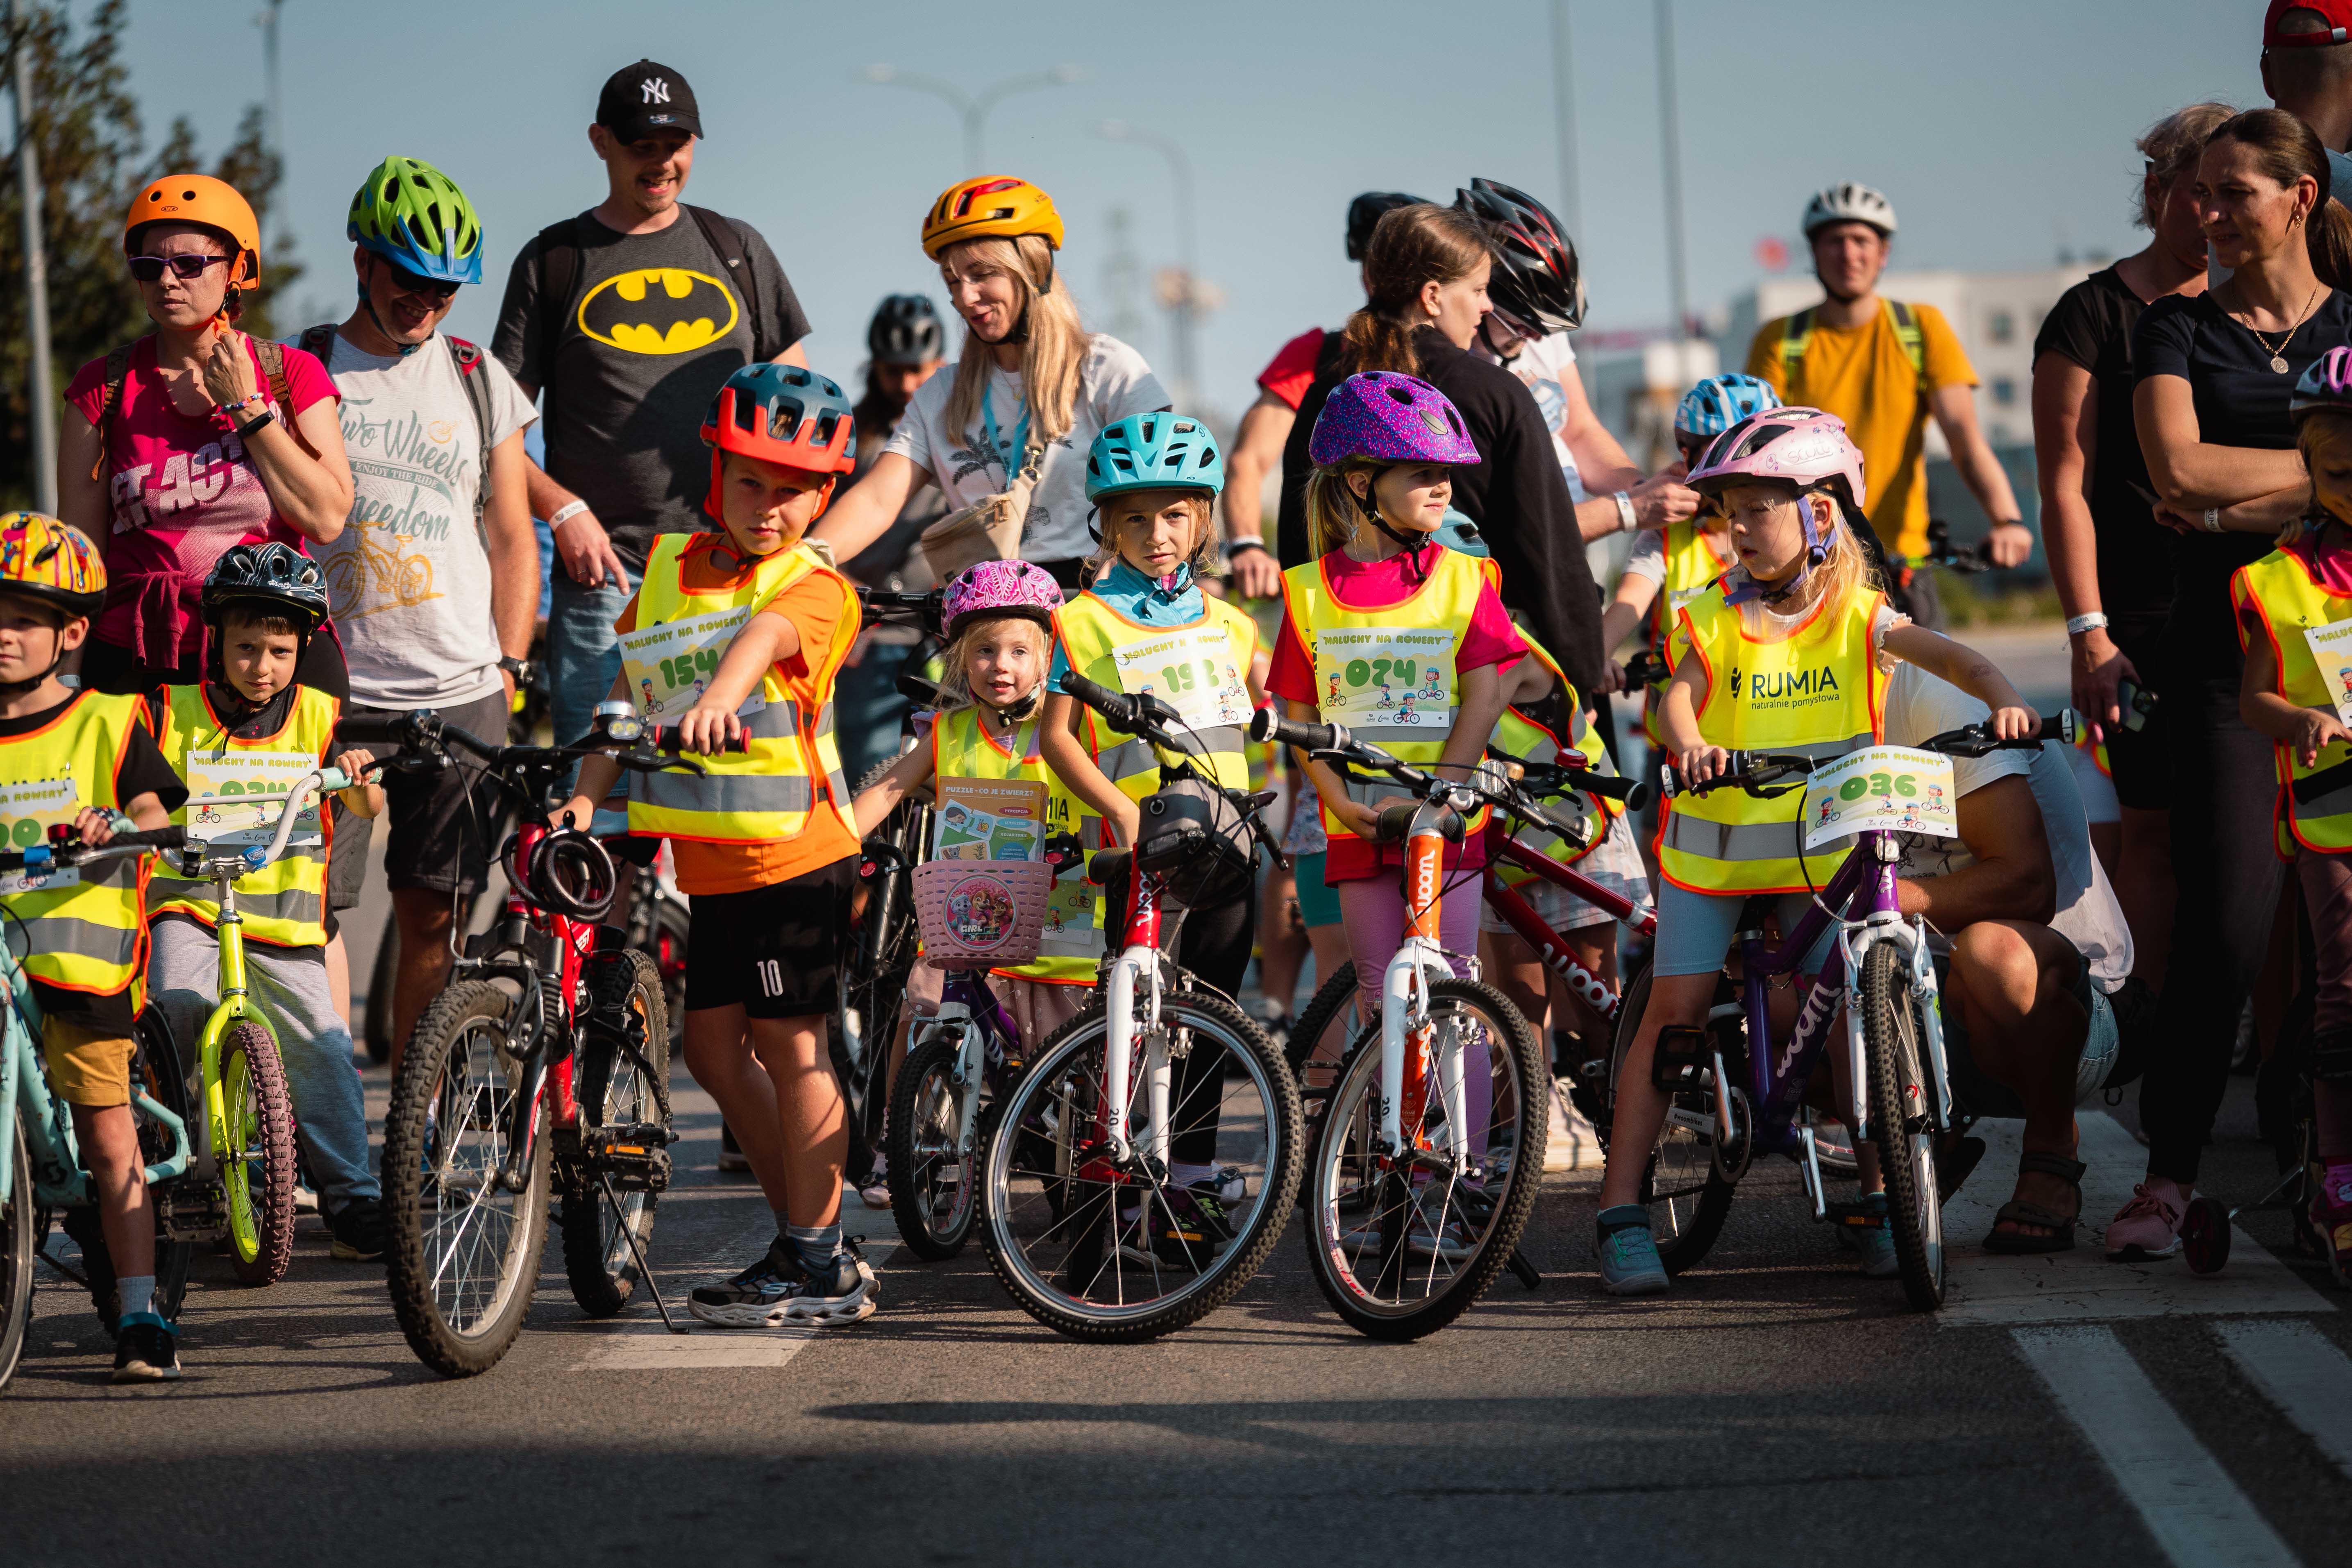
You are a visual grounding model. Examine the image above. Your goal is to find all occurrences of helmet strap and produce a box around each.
[1352,474,1431,581]
[359,262,422,356]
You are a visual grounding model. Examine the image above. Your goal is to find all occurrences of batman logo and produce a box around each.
[577,268,740,355]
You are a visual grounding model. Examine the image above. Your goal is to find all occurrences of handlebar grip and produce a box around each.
[1372,803,1418,843]
[1247,706,1347,753]
[1062,671,1141,729]
[104,826,187,851]
[2040,710,2076,745]
[645,723,750,756]
[332,714,413,748]
[1574,770,1651,811]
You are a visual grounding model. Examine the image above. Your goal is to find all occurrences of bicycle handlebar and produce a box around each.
[1660,711,2075,798]
[1060,671,1187,739]
[1255,708,1639,839]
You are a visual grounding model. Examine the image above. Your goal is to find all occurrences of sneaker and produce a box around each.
[329,1198,388,1262]
[2105,1180,2189,1261]
[1596,1204,1669,1296]
[857,1158,892,1210]
[1545,1079,1598,1172]
[688,1241,877,1328]
[1806,1112,1859,1177]
[1851,1191,1900,1279]
[1407,1214,1477,1262]
[2311,1162,2352,1289]
[1146,1182,1236,1268]
[111,1313,181,1382]
[717,1123,750,1173]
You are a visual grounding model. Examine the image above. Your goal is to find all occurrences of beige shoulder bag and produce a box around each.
[917,432,1044,581]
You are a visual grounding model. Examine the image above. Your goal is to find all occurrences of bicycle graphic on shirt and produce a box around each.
[325,526,439,619]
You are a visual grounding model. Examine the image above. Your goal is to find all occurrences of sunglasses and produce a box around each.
[377,259,461,301]
[128,253,229,282]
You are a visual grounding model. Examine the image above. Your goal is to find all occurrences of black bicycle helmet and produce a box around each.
[202,541,330,635]
[1454,177,1585,335]
[867,293,945,365]
[1345,191,1428,263]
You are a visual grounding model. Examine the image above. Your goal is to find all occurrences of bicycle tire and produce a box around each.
[1284,961,1360,1139]
[888,1030,981,1260]
[836,764,926,1160]
[982,986,1302,1341]
[561,948,670,1317]
[220,1021,297,1287]
[134,1007,193,1321]
[1605,962,1736,1275]
[363,910,397,1064]
[383,980,550,1377]
[1302,976,1545,1341]
[1859,941,1945,1311]
[0,1120,31,1393]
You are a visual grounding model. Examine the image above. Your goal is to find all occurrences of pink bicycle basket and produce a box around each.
[912,860,1053,968]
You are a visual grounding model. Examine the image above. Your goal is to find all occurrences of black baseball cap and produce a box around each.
[597,60,703,142]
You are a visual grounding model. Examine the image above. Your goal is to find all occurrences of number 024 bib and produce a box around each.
[1312,627,1454,731]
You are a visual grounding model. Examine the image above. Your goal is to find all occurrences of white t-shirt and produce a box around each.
[882,334,1168,564]
[1881,663,2133,993]
[1480,329,1586,502]
[304,332,536,707]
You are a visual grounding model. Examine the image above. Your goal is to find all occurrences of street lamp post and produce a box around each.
[7,0,55,513]
[1550,0,1582,244]
[1095,120,1201,413]
[861,64,1085,175]
[1654,0,1691,341]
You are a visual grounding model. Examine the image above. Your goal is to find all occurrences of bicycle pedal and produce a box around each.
[585,1123,674,1192]
[1822,1202,1878,1228]
[1651,1026,1710,1093]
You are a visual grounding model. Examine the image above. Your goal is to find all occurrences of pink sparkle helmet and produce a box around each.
[941,558,1064,639]
[1687,405,1868,515]
[1307,372,1482,467]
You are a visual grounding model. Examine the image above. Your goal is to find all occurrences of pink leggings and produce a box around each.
[1338,872,1494,1151]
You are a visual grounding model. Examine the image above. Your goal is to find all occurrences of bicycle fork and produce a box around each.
[1378,937,1467,1163]
[1102,943,1172,1172]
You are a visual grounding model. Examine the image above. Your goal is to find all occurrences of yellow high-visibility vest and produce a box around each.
[931,705,1103,984]
[1053,589,1258,802]
[2234,546,2352,855]
[1492,633,1620,879]
[151,683,338,947]
[1641,519,1736,747]
[0,692,151,998]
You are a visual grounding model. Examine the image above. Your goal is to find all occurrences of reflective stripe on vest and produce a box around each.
[1656,582,1890,894]
[0,691,150,996]
[624,537,860,845]
[930,707,1104,983]
[151,682,339,947]
[2233,548,2352,854]
[1053,590,1258,799]
[1641,520,1735,747]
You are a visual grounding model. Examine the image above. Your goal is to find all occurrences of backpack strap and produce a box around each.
[444,335,497,525]
[252,338,323,461]
[685,204,771,361]
[297,322,337,364]
[1884,300,1928,391]
[533,216,586,426]
[89,342,135,481]
[1777,306,1814,383]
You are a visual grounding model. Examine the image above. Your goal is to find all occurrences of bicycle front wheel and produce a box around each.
[384,982,551,1377]
[1860,941,1945,1310]
[1303,977,1546,1341]
[561,949,670,1318]
[889,1030,981,1260]
[983,988,1302,1341]
[220,1021,297,1287]
[0,1119,31,1393]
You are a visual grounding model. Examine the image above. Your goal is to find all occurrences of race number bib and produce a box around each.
[618,606,768,725]
[183,750,324,851]
[1802,746,1959,848]
[1313,627,1454,731]
[2303,615,2352,727]
[1110,624,1250,732]
[0,778,79,896]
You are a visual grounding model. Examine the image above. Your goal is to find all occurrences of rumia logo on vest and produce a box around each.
[1734,666,1841,702]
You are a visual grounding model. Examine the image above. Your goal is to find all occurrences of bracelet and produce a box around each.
[1222,537,1268,559]
[2065,612,2109,636]
[547,499,590,529]
[234,409,275,440]
[2204,507,2223,533]
[1612,490,1637,533]
[215,394,263,421]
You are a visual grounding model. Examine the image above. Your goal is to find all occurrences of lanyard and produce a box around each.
[981,387,1031,482]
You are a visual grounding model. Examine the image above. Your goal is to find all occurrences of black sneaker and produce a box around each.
[329,1198,388,1262]
[111,1313,181,1382]
[688,1240,876,1328]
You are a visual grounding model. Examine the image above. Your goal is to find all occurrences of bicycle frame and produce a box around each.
[920,964,1024,1166]
[467,819,593,1192]
[0,973,189,1212]
[1101,865,1170,1169]
[1478,827,1658,1027]
[1374,797,1478,1163]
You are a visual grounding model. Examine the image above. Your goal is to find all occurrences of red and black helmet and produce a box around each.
[1454,177,1585,336]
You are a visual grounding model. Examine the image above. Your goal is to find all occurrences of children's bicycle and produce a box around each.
[349,704,704,1377]
[978,674,1301,1341]
[1630,712,2071,1311]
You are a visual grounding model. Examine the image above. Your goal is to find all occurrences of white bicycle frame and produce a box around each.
[1375,790,1482,1163]
[1102,937,1173,1170]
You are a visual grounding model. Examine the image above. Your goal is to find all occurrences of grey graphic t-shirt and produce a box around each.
[883,333,1166,563]
[306,332,537,707]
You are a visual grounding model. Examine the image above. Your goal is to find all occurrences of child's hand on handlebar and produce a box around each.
[334,746,377,780]
[1992,704,2037,742]
[675,702,744,756]
[551,793,597,834]
[1334,796,1408,842]
[1673,744,1730,786]
[73,806,118,847]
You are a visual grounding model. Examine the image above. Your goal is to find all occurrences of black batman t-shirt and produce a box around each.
[493,209,811,574]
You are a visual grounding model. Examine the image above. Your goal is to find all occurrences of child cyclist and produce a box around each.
[146,545,386,1264]
[0,514,184,1378]
[2224,347,2352,1285]
[1038,411,1268,1230]
[1594,408,2034,1296]
[556,363,873,1329]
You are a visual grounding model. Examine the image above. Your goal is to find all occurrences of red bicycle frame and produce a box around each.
[1477,824,1658,1028]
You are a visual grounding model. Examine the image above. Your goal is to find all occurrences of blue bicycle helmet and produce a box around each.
[1084,412,1225,502]
[1674,373,1782,444]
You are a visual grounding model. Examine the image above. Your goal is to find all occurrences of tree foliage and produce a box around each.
[0,1,300,507]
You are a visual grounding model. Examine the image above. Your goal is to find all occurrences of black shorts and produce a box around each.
[327,689,513,906]
[683,855,856,1019]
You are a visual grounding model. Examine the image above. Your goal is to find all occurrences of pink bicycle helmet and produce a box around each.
[942,558,1063,638]
[1307,372,1482,467]
[2293,344,2352,422]
[1687,405,1867,513]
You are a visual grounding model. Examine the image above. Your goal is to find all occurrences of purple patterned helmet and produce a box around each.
[1307,372,1482,468]
[1687,406,1868,514]
[2293,344,2352,423]
[942,558,1063,638]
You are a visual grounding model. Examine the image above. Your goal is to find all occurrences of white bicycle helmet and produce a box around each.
[1802,183,1898,238]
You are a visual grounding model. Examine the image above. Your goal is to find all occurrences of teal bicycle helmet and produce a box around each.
[1084,413,1225,502]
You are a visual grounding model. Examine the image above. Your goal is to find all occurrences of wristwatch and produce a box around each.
[497,654,529,680]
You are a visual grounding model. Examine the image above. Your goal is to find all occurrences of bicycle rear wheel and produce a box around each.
[384,981,550,1377]
[561,949,670,1317]
[983,988,1302,1341]
[0,1120,31,1393]
[1303,977,1545,1341]
[1859,941,1945,1311]
[1606,963,1736,1275]
[220,1021,297,1287]
[1284,961,1360,1139]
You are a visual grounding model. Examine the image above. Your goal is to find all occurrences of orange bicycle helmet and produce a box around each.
[0,513,106,617]
[921,175,1065,259]
[124,174,263,285]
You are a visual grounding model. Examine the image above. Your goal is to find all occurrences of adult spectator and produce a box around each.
[493,59,812,749]
[300,157,538,1068]
[2264,2,2352,204]
[1275,202,1604,698]
[836,294,949,787]
[2033,103,2232,1001]
[2114,107,2352,1258]
[814,176,1169,590]
[58,175,354,696]
[1744,183,2031,627]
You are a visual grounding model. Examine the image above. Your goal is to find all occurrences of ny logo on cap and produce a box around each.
[642,77,670,103]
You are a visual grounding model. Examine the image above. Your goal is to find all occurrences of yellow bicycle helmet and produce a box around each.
[0,513,105,617]
[921,175,1065,259]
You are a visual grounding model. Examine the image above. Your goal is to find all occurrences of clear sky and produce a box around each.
[102,0,2268,415]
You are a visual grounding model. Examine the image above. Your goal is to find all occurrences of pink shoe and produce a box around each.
[2312,1163,2352,1288]
[2104,1180,2188,1261]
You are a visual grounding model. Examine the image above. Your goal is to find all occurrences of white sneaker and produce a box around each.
[1545,1080,1597,1172]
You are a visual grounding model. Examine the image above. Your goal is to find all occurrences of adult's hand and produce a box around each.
[1984,521,2035,569]
[554,507,630,590]
[200,328,260,411]
[1227,545,1282,600]
[1628,464,1700,531]
[2069,626,2138,741]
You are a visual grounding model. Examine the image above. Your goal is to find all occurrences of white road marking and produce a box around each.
[1941,1113,2331,1327]
[2214,1319,2352,1477]
[2014,1325,2302,1568]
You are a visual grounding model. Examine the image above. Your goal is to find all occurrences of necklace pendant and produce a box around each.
[2274,355,2292,374]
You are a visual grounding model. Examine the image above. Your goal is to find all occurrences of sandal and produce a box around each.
[1984,1150,2086,1254]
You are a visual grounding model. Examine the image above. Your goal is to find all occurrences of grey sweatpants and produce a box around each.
[148,915,379,1211]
